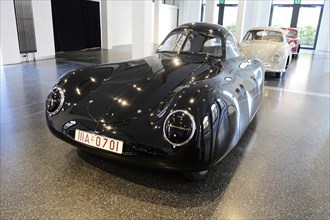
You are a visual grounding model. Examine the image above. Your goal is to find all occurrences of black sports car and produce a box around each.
[46,23,265,180]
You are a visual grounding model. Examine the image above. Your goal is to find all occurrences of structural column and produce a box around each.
[0,0,21,65]
[100,0,113,49]
[132,0,153,59]
[235,0,247,41]
[154,0,161,44]
[204,0,219,24]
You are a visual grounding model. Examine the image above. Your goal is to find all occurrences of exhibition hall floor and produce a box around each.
[1,47,329,219]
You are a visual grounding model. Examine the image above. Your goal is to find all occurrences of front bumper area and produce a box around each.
[46,119,214,172]
[263,63,286,73]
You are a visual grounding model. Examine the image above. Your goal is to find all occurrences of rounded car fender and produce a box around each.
[192,90,240,167]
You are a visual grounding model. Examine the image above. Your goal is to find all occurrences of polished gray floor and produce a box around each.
[1,47,329,219]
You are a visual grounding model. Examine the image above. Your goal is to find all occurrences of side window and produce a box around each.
[158,33,186,52]
[203,38,222,57]
[226,36,241,59]
[182,37,191,51]
[204,38,221,47]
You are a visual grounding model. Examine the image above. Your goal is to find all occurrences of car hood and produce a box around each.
[240,40,282,60]
[84,53,211,123]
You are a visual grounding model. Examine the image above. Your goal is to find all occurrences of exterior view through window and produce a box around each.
[296,5,322,48]
[270,0,324,49]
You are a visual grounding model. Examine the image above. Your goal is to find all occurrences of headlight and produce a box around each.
[46,87,64,116]
[163,110,196,147]
[271,53,282,63]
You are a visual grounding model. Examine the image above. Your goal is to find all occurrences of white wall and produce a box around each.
[316,0,329,52]
[241,1,256,36]
[178,0,201,25]
[0,0,55,65]
[235,0,247,41]
[0,0,21,65]
[132,0,153,59]
[235,0,272,41]
[32,0,55,60]
[102,1,178,48]
[111,1,133,46]
[99,0,133,47]
[253,0,272,27]
[157,4,178,44]
[204,0,218,24]
[100,0,112,49]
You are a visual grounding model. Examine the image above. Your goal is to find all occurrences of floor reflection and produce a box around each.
[1,49,329,219]
[266,50,329,95]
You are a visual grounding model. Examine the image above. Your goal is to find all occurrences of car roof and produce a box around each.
[172,22,230,36]
[282,27,298,32]
[248,26,286,34]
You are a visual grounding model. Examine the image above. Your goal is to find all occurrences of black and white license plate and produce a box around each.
[74,129,123,154]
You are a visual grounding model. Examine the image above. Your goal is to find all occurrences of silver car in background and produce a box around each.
[240,27,292,78]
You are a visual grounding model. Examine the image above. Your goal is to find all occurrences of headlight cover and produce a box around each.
[271,53,282,63]
[163,110,196,147]
[46,87,64,116]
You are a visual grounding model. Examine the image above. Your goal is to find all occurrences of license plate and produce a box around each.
[74,129,123,154]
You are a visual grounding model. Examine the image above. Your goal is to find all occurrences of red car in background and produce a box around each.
[282,27,300,59]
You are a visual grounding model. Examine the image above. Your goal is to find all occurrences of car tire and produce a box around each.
[184,170,209,181]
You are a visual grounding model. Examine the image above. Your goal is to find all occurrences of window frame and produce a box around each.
[269,0,324,49]
[225,35,242,59]
[157,30,225,58]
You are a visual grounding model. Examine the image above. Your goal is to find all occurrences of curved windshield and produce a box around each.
[157,32,188,52]
[243,30,283,42]
[157,31,223,57]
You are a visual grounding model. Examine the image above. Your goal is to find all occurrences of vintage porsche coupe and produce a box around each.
[240,27,292,78]
[46,23,265,180]
[282,27,300,59]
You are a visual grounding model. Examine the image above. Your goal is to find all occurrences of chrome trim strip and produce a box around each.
[47,87,65,116]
